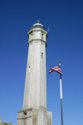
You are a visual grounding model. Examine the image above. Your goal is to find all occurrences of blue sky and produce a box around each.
[0,0,83,125]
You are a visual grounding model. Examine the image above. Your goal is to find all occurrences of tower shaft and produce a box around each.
[23,40,46,109]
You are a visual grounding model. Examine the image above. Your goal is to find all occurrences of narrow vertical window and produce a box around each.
[41,52,43,58]
[28,66,31,72]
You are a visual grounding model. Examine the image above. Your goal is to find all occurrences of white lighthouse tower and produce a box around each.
[17,21,52,125]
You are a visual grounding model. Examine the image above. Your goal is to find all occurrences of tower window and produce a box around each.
[28,66,31,72]
[41,52,44,58]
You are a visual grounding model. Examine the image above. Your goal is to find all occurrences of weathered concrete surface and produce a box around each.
[18,22,52,125]
[23,23,47,110]
[18,108,52,125]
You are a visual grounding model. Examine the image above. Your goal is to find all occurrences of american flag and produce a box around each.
[49,65,62,75]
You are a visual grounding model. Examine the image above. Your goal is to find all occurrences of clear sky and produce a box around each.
[0,0,83,125]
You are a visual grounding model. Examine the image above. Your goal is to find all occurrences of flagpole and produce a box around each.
[49,63,64,125]
[60,74,63,125]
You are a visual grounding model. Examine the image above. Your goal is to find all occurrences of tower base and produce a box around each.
[17,108,52,125]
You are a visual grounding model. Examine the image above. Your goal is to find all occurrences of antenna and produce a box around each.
[37,20,40,23]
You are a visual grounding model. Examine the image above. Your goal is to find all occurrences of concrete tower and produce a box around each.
[18,22,52,125]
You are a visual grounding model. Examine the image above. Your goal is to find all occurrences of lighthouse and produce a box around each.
[17,21,52,125]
